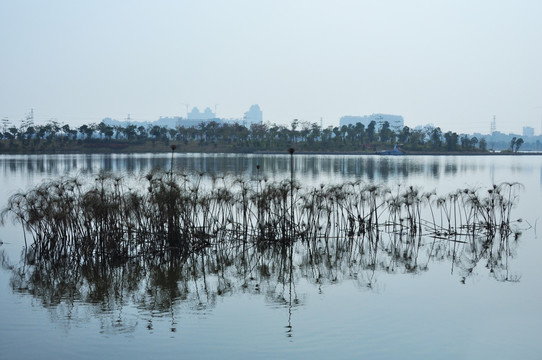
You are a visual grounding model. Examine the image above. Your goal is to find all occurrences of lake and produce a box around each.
[1,153,541,359]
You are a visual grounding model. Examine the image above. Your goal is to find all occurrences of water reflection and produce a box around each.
[0,220,524,336]
[0,154,471,182]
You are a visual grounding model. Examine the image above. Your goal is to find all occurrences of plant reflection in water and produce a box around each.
[0,171,528,335]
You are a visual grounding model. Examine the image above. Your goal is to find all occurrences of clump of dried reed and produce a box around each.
[1,171,523,265]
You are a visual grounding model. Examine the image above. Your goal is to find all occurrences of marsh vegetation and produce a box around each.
[1,168,524,280]
[0,179,524,332]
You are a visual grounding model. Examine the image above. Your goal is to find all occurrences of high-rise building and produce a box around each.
[523,126,535,137]
[243,104,263,125]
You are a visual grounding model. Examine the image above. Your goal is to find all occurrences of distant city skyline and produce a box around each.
[2,105,541,137]
[1,1,541,135]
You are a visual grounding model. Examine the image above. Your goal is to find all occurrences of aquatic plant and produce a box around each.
[0,199,525,333]
[0,170,525,268]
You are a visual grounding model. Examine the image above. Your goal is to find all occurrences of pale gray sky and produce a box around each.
[1,0,541,134]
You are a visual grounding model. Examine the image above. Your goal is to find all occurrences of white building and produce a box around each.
[339,113,404,131]
[187,107,216,120]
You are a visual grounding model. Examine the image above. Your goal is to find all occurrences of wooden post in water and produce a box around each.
[288,148,295,240]
[168,144,178,249]
[169,144,177,179]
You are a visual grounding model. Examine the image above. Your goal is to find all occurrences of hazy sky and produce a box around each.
[1,1,541,134]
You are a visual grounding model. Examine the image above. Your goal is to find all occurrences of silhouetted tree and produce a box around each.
[78,124,94,140]
[514,138,524,152]
[366,121,376,143]
[430,127,442,150]
[509,137,516,151]
[444,131,459,151]
[379,121,394,144]
[479,138,488,151]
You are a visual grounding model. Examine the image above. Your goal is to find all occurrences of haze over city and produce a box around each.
[1,1,541,134]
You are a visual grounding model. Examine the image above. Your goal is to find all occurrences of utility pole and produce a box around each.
[2,117,10,133]
[490,115,496,152]
[28,108,34,125]
[22,108,34,128]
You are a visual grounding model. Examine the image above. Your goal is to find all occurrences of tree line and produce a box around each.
[0,118,522,153]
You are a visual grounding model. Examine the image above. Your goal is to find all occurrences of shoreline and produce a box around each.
[1,147,541,157]
[1,139,540,156]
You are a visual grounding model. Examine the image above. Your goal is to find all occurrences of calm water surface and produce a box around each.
[1,153,541,359]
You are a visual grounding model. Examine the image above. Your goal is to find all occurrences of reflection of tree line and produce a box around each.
[0,172,527,333]
[0,154,467,181]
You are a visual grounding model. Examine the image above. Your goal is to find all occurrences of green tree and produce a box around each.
[307,123,321,145]
[510,137,517,152]
[430,127,442,150]
[61,124,72,140]
[353,122,366,146]
[397,126,411,145]
[321,126,333,146]
[444,131,459,151]
[366,121,376,143]
[97,122,114,140]
[470,136,479,150]
[150,125,162,139]
[25,126,36,141]
[514,138,524,152]
[123,125,137,140]
[36,125,47,141]
[250,123,268,146]
[299,121,311,143]
[137,126,148,141]
[79,124,95,140]
[479,138,487,151]
[168,128,178,141]
[378,121,394,144]
[8,126,19,140]
[290,119,299,143]
[460,135,471,150]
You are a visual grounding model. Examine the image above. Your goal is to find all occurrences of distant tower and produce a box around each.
[23,108,34,127]
[490,115,496,135]
[1,117,10,132]
[489,115,496,152]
